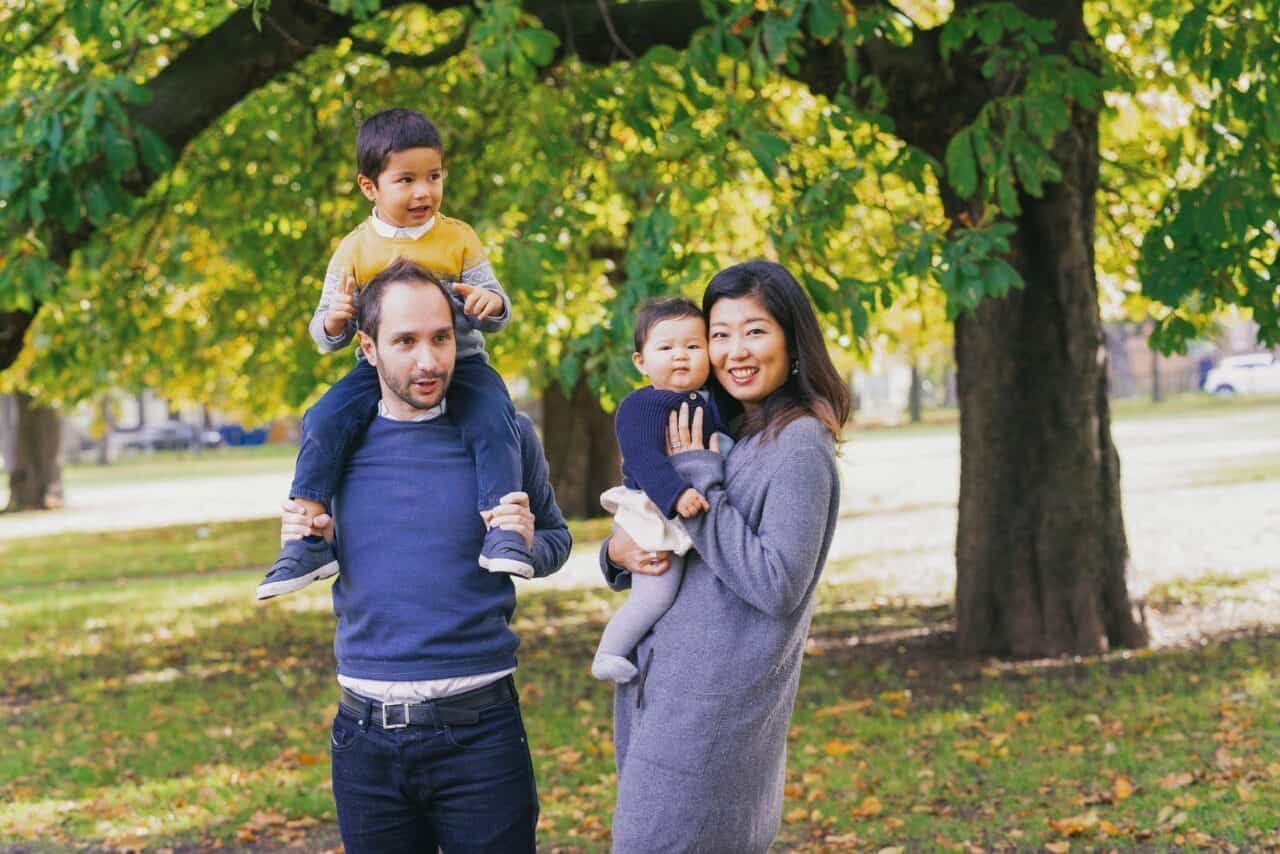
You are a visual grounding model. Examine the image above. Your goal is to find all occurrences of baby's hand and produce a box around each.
[453,283,504,320]
[324,272,357,336]
[675,487,709,519]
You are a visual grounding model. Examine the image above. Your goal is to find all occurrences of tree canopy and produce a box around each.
[2,0,1273,420]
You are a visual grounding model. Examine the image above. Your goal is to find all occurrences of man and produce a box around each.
[277,258,571,853]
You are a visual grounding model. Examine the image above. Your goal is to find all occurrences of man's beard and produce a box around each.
[378,362,451,411]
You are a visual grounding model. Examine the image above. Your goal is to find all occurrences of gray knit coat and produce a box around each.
[602,416,841,853]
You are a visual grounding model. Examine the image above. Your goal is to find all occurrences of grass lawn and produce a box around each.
[63,444,299,487]
[2,524,1278,852]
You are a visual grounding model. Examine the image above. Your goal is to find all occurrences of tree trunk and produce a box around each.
[949,104,1147,657]
[7,393,64,511]
[908,360,924,423]
[541,380,619,519]
[1150,333,1162,403]
[0,393,15,473]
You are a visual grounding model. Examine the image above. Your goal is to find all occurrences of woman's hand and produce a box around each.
[667,402,720,456]
[607,526,672,576]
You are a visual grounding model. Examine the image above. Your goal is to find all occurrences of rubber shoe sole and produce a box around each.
[478,555,535,579]
[255,560,340,600]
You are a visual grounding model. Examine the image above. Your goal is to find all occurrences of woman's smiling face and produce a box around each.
[708,294,789,412]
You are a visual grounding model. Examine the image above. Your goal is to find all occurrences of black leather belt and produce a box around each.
[339,676,515,730]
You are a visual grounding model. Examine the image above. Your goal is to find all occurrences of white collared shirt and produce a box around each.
[337,396,516,703]
[369,207,436,240]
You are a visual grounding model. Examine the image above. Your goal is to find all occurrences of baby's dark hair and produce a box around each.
[356,108,443,180]
[633,297,704,352]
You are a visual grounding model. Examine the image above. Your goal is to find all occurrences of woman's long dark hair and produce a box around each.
[703,260,852,444]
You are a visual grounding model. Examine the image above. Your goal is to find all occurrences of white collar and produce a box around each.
[370,207,437,240]
[378,398,447,422]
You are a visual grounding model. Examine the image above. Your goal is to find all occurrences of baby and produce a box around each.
[592,297,728,683]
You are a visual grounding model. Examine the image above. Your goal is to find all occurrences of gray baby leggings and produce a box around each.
[596,555,685,660]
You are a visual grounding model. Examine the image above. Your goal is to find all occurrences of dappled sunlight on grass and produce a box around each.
[4,527,1280,849]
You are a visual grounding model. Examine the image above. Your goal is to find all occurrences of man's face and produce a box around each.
[360,280,456,418]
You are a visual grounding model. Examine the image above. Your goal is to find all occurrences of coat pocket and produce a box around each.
[627,681,727,778]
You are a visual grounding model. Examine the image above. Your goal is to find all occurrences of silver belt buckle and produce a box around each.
[382,702,411,729]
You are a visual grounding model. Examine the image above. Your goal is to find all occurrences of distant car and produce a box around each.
[1202,352,1280,395]
[120,422,224,452]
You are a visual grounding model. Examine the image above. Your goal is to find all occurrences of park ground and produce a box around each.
[1,395,1278,851]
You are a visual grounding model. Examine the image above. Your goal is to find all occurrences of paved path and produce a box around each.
[3,407,1277,595]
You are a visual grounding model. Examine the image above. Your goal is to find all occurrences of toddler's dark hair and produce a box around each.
[356,108,443,180]
[634,297,704,352]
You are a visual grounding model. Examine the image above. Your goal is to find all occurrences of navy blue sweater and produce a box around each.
[331,411,570,681]
[616,387,725,518]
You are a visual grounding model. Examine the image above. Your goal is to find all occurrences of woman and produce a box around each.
[602,259,851,852]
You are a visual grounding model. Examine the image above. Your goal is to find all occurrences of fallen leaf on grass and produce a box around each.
[1049,810,1099,836]
[1160,771,1194,790]
[1045,841,1070,853]
[784,807,808,824]
[1113,775,1134,801]
[824,740,856,757]
[850,795,883,818]
[1236,782,1255,802]
[816,699,874,717]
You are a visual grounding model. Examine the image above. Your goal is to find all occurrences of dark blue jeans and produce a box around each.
[330,687,538,853]
[291,355,521,510]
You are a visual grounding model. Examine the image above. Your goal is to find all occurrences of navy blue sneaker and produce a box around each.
[256,538,340,600]
[478,528,535,579]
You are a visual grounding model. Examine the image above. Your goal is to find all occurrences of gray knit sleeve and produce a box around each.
[309,254,355,352]
[459,260,511,334]
[673,434,837,618]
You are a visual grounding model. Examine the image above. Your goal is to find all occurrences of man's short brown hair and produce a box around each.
[356,258,456,341]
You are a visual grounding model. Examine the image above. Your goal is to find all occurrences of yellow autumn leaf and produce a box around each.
[851,795,883,817]
[784,807,809,824]
[1049,811,1099,836]
[815,699,874,717]
[1113,775,1134,801]
[824,739,856,757]
[1045,842,1070,854]
[1236,782,1255,802]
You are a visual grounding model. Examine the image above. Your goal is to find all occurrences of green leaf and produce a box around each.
[945,128,978,198]
[135,127,171,175]
[513,28,559,67]
[84,181,113,225]
[557,351,581,392]
[807,0,841,42]
[101,124,137,177]
[743,128,790,178]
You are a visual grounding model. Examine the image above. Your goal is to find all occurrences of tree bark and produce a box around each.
[908,361,924,423]
[7,393,63,511]
[946,102,1147,657]
[541,380,619,519]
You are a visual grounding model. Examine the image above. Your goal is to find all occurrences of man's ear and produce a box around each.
[358,331,378,366]
[356,173,378,203]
